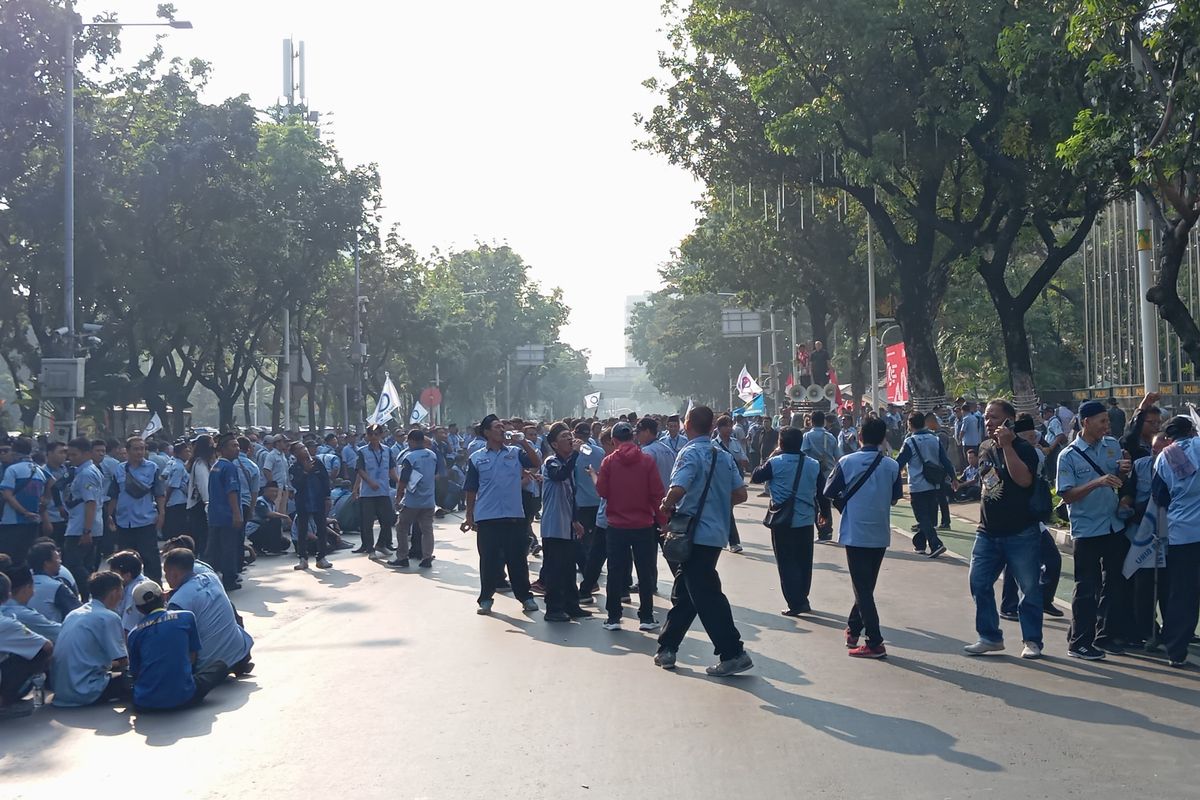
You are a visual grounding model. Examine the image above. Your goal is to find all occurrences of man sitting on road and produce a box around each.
[50,570,130,707]
[163,548,253,679]
[127,580,228,711]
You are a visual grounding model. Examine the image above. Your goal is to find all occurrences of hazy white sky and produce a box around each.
[93,0,702,371]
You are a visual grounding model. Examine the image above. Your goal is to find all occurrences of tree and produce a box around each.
[1061,0,1200,372]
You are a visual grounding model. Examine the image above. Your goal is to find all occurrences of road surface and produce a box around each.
[4,494,1197,799]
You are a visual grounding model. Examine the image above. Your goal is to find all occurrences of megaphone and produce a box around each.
[823,383,838,402]
[804,384,824,402]
[786,382,806,401]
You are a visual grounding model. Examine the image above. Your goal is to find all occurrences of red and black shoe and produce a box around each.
[848,643,887,659]
[845,628,860,649]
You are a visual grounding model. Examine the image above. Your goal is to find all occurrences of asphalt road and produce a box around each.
[4,495,1198,799]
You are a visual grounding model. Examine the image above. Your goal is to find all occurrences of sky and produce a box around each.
[91,0,703,372]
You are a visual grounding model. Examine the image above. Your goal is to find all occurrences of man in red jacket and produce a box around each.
[596,421,666,632]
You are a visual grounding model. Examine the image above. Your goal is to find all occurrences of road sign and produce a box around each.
[420,386,443,408]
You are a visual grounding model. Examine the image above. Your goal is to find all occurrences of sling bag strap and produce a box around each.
[840,450,885,509]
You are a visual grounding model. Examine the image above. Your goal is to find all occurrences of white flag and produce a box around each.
[1123,497,1168,578]
[736,365,762,403]
[584,392,601,410]
[409,401,430,425]
[685,398,694,419]
[368,375,402,426]
[142,412,163,438]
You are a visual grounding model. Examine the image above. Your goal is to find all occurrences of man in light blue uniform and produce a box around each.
[637,418,676,491]
[572,421,605,573]
[0,571,53,718]
[0,436,50,567]
[27,541,79,623]
[538,422,589,621]
[1150,415,1200,668]
[958,401,985,456]
[462,414,542,615]
[659,415,688,454]
[51,571,129,707]
[896,413,956,559]
[823,417,902,658]
[389,429,439,568]
[802,410,841,540]
[63,437,106,601]
[112,437,165,584]
[163,548,253,677]
[654,406,752,677]
[162,439,191,541]
[44,441,71,545]
[1,566,62,642]
[355,424,398,557]
[1058,399,1130,660]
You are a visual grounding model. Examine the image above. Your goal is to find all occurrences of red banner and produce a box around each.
[885,343,909,404]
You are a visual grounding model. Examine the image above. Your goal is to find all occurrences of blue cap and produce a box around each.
[1078,400,1106,419]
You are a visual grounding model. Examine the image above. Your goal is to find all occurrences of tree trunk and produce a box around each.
[218,392,237,432]
[894,288,946,405]
[995,301,1038,412]
[241,387,252,428]
[1147,216,1200,374]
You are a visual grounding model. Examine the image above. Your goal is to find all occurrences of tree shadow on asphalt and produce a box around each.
[673,665,1003,772]
[889,657,1200,741]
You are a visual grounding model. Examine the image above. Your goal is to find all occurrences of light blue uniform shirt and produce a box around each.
[50,599,126,707]
[0,458,47,525]
[45,463,69,524]
[539,453,578,541]
[399,447,438,509]
[660,432,689,454]
[465,445,535,522]
[824,447,902,548]
[64,462,105,538]
[959,412,985,447]
[757,453,822,527]
[1134,455,1154,507]
[168,571,253,671]
[163,457,190,507]
[113,460,164,528]
[668,438,741,548]
[235,454,262,509]
[896,429,954,493]
[1,598,61,642]
[356,444,396,498]
[29,573,78,623]
[801,427,840,473]
[341,443,360,475]
[573,442,604,508]
[1152,438,1200,546]
[640,439,676,493]
[1057,435,1123,539]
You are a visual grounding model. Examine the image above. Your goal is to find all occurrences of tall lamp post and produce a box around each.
[61,2,191,437]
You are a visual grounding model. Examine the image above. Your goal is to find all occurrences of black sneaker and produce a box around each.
[1068,644,1106,661]
[419,558,433,568]
[567,608,594,619]
[386,558,410,568]
[929,544,947,559]
[938,522,952,530]
[544,611,571,622]
[1043,604,1065,618]
[999,610,1019,621]
[1095,639,1125,655]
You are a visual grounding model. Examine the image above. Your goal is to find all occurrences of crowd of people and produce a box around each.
[1,390,1198,719]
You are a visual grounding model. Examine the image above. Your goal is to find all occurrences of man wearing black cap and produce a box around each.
[1058,399,1132,659]
[462,414,543,615]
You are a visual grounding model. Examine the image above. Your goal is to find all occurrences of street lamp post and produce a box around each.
[61,2,191,438]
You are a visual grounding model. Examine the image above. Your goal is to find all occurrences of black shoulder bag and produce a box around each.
[832,451,884,513]
[763,456,806,529]
[662,449,719,564]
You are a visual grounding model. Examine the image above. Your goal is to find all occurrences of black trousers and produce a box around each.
[1131,565,1169,642]
[188,503,208,555]
[1163,541,1200,663]
[0,648,50,705]
[938,484,952,526]
[910,490,944,553]
[205,524,242,587]
[1000,527,1062,615]
[62,536,97,601]
[294,511,330,559]
[134,660,229,712]
[1069,531,1130,649]
[771,524,814,611]
[657,543,744,660]
[846,546,887,647]
[248,517,290,554]
[606,527,658,621]
[575,506,599,571]
[118,525,162,584]
[728,515,741,547]
[0,523,39,566]
[541,538,582,614]
[579,527,608,595]
[163,505,189,541]
[522,492,541,545]
[358,495,395,550]
[477,518,532,604]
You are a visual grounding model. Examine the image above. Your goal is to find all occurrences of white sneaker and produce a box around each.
[602,619,621,631]
[1021,642,1043,659]
[638,619,661,631]
[963,639,1005,656]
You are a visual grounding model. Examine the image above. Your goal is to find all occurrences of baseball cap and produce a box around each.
[131,580,164,607]
[612,421,634,440]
